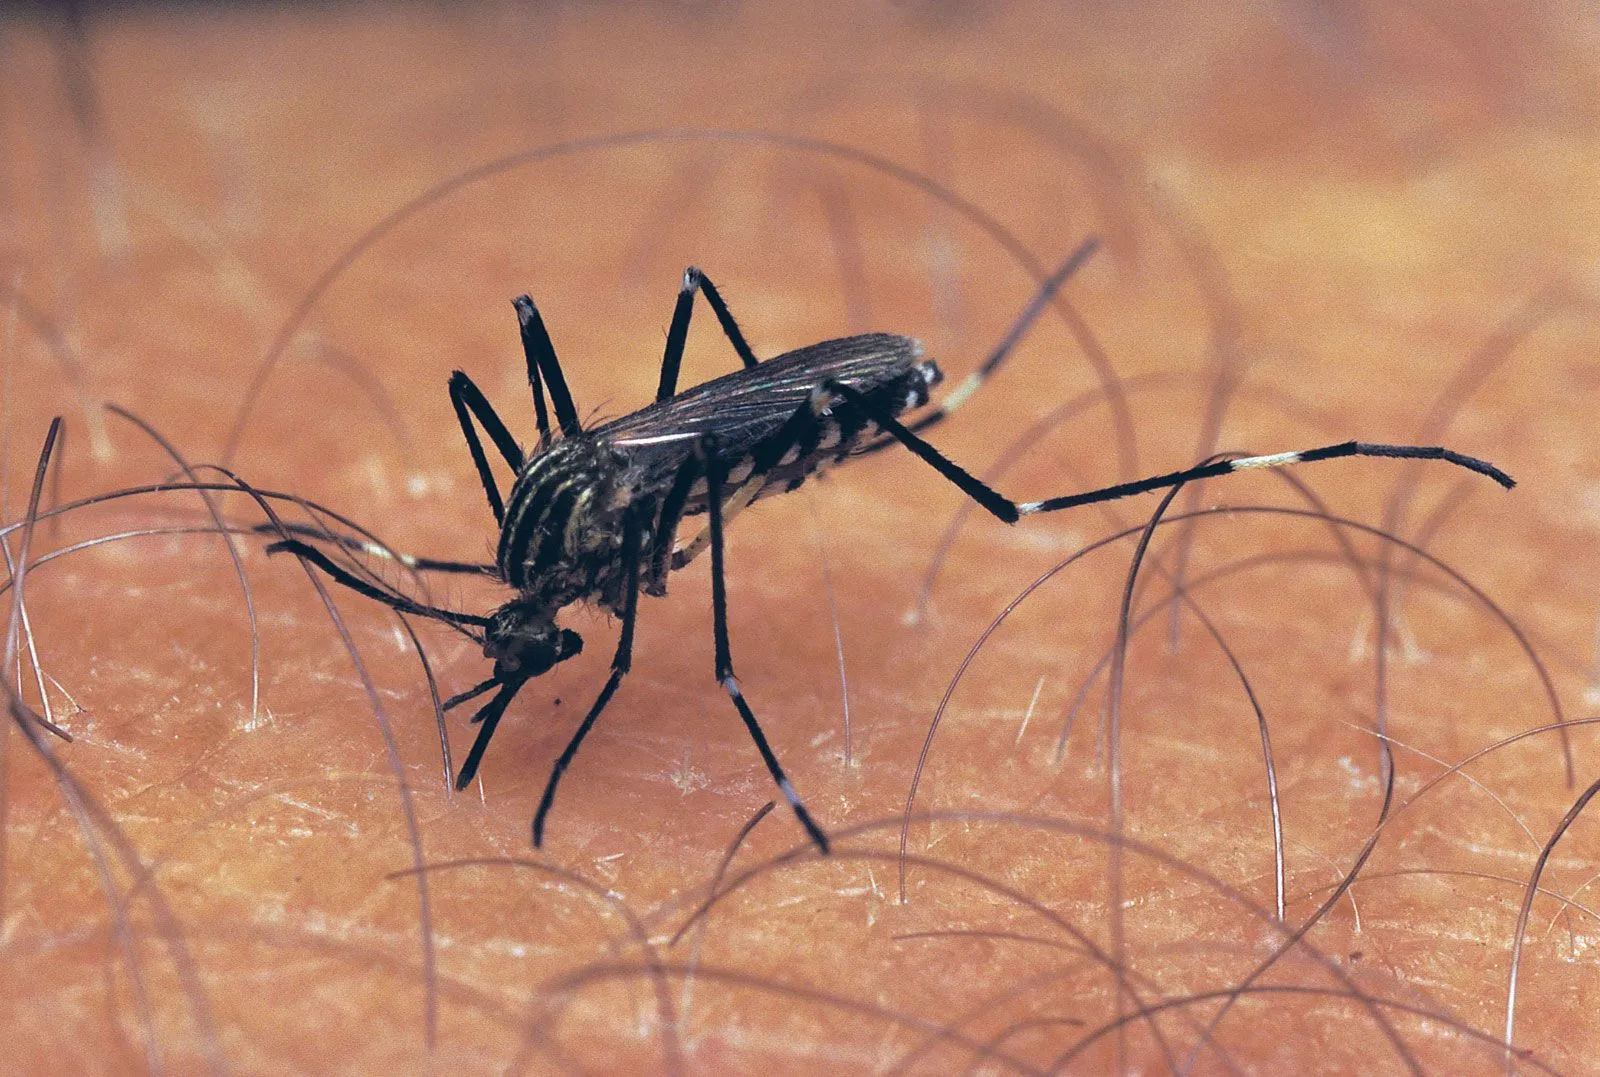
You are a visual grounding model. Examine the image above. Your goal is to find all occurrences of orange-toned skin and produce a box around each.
[1,3,1597,1072]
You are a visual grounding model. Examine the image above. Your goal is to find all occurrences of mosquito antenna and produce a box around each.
[513,295,580,438]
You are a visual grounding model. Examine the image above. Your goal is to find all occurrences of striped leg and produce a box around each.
[265,538,490,629]
[828,379,1515,521]
[655,267,761,402]
[702,435,831,854]
[448,369,524,524]
[645,454,701,595]
[512,295,582,439]
[854,236,1101,455]
[255,521,493,576]
[529,504,647,847]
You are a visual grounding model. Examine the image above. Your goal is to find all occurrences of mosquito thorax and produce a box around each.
[496,435,632,611]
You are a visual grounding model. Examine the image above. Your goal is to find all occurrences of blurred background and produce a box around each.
[2,2,1599,1073]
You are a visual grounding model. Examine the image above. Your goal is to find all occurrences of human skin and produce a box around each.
[1,2,1598,1073]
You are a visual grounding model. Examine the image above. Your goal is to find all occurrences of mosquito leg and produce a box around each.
[266,538,491,628]
[380,555,493,575]
[449,369,524,523]
[655,267,761,402]
[512,295,582,438]
[530,507,645,847]
[509,296,551,442]
[646,454,701,594]
[854,236,1100,456]
[829,380,1514,521]
[251,522,494,576]
[703,436,831,854]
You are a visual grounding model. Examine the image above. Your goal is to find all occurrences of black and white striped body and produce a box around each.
[495,437,633,616]
[494,332,940,619]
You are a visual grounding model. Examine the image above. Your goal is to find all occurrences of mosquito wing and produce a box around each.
[596,332,923,455]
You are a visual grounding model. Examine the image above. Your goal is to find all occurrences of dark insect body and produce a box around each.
[269,236,1514,853]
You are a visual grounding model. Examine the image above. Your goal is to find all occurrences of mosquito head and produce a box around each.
[482,602,583,679]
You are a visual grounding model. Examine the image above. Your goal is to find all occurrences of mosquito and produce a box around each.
[268,235,1513,853]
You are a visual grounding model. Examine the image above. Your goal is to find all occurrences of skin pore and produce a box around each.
[1,3,1597,1072]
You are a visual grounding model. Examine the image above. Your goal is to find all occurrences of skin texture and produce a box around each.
[2,1,1599,1072]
